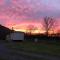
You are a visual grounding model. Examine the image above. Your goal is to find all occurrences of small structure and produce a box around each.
[34,38,38,42]
[6,31,24,41]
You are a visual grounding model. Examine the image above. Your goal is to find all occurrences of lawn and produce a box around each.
[6,41,60,56]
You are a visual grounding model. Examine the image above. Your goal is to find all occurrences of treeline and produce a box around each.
[25,34,60,42]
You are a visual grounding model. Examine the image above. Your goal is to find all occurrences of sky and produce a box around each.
[0,0,60,33]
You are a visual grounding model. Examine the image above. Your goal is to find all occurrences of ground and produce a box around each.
[0,40,60,60]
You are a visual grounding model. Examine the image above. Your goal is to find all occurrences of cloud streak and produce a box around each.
[0,0,60,31]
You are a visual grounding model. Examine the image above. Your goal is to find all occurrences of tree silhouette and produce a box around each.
[26,25,37,35]
[43,16,55,36]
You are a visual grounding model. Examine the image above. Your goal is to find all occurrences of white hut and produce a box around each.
[6,31,24,41]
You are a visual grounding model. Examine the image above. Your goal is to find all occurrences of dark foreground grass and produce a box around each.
[0,57,7,60]
[6,41,60,56]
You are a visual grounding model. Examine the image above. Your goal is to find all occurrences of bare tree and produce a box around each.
[43,16,55,36]
[26,25,37,35]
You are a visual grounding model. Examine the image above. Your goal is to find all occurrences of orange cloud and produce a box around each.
[0,0,60,34]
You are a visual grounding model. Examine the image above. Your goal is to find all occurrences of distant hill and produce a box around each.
[0,25,14,40]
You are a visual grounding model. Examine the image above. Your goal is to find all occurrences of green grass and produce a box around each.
[6,41,60,56]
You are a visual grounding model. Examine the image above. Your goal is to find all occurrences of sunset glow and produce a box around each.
[0,0,60,34]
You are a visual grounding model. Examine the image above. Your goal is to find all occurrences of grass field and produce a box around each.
[6,41,60,56]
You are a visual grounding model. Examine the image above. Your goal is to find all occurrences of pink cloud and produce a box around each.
[0,0,60,32]
[0,0,4,5]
